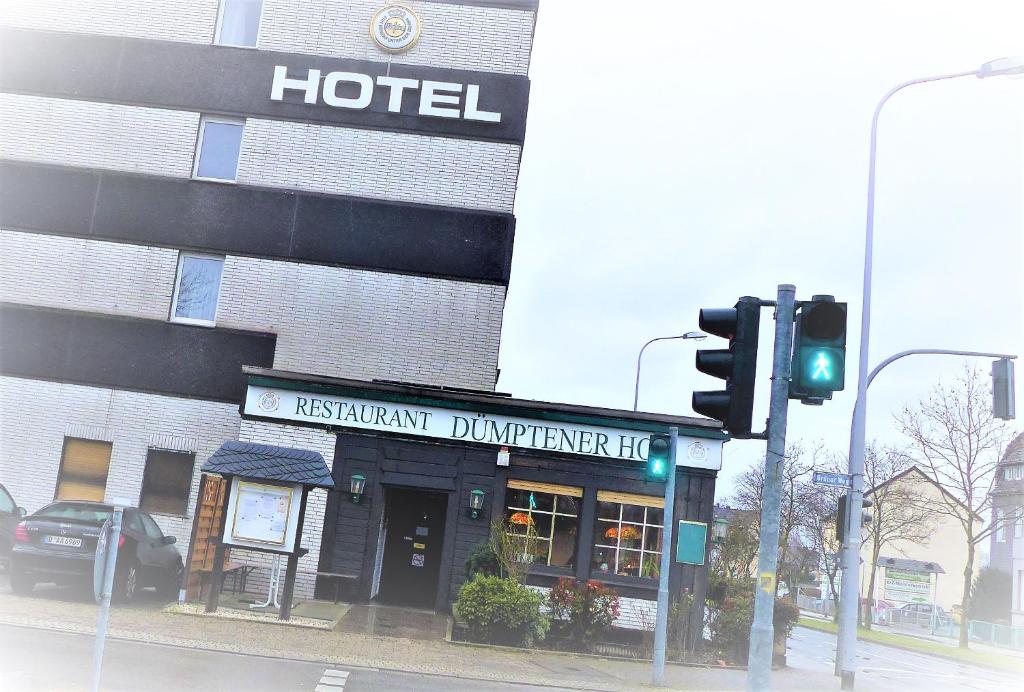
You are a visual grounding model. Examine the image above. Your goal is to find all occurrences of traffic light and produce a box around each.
[992,358,1016,420]
[790,296,847,402]
[692,296,761,438]
[836,494,873,545]
[646,433,672,482]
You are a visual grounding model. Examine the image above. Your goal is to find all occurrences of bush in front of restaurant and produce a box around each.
[705,575,801,664]
[547,577,620,648]
[453,574,550,647]
[464,540,501,578]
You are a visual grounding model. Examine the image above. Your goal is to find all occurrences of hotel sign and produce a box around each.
[245,386,722,470]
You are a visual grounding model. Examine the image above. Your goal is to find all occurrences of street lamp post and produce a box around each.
[633,332,706,411]
[838,56,1024,690]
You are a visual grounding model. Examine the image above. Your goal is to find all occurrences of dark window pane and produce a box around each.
[596,501,619,521]
[554,495,580,516]
[616,549,642,577]
[592,545,614,575]
[174,256,223,322]
[621,503,645,524]
[532,512,553,541]
[139,450,194,516]
[644,525,664,552]
[505,488,532,509]
[646,507,664,526]
[550,515,578,568]
[196,121,243,180]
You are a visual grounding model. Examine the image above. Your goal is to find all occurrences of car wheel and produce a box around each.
[159,561,183,601]
[10,568,35,595]
[115,562,140,603]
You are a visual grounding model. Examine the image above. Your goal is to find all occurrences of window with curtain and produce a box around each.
[56,438,113,502]
[216,0,263,47]
[592,491,664,579]
[504,480,581,569]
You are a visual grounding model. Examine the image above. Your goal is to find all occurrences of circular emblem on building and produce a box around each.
[370,5,421,53]
[687,442,708,463]
[258,391,281,412]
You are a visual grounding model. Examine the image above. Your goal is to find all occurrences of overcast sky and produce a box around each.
[498,1,1023,499]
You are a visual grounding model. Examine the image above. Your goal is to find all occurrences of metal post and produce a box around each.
[747,284,797,692]
[838,68,981,689]
[652,426,678,685]
[92,505,122,692]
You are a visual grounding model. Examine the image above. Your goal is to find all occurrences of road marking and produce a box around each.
[314,668,349,691]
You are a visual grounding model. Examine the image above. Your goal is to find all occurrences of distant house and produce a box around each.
[989,432,1024,627]
[859,466,982,611]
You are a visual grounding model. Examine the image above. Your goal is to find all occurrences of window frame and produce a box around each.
[592,494,665,581]
[213,0,264,48]
[191,115,245,183]
[169,252,225,327]
[503,481,582,570]
[139,448,197,517]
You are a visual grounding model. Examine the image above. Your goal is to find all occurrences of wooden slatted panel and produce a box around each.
[506,479,583,497]
[596,490,664,508]
[185,474,229,600]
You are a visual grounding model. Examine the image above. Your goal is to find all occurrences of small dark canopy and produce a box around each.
[201,440,334,489]
[876,555,945,574]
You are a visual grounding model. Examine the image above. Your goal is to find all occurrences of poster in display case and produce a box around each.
[222,479,303,553]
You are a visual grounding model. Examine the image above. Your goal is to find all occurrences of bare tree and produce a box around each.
[801,468,846,620]
[732,442,819,598]
[896,365,1013,648]
[859,443,935,630]
[709,508,760,580]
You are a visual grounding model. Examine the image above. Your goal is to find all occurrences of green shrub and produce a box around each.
[454,575,549,647]
[465,541,501,578]
[705,576,801,663]
[547,578,620,648]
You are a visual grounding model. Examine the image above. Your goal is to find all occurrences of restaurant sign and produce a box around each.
[245,386,722,470]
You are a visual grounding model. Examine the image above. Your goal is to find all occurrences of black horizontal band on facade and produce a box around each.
[0,28,529,146]
[0,303,276,404]
[0,161,515,286]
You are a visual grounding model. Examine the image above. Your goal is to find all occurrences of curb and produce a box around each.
[0,616,621,691]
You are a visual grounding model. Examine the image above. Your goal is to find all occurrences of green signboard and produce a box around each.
[675,520,708,565]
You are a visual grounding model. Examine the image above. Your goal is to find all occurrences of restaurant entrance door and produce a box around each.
[375,487,448,609]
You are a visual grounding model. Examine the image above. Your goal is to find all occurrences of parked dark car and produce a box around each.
[0,483,27,569]
[897,602,947,628]
[11,501,182,602]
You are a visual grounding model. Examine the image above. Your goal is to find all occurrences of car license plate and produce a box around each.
[43,535,82,547]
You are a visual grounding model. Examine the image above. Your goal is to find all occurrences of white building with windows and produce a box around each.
[990,433,1024,626]
[0,0,535,574]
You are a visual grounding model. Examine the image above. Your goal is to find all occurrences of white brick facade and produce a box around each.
[0,376,241,561]
[233,419,337,599]
[239,118,520,212]
[1,0,534,76]
[1,94,520,212]
[0,94,200,179]
[1,230,506,391]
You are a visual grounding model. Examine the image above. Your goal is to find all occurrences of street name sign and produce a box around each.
[812,471,852,488]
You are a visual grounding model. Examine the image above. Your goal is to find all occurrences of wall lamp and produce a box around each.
[468,489,485,519]
[350,474,366,504]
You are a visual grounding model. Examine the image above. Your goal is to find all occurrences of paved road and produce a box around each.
[786,625,1020,691]
[0,624,566,692]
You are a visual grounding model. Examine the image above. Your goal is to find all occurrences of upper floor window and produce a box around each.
[504,481,581,569]
[215,0,263,47]
[592,491,664,580]
[171,253,224,326]
[193,116,244,182]
[1004,464,1024,481]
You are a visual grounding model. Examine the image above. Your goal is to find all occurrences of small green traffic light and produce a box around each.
[646,434,672,482]
[790,298,847,399]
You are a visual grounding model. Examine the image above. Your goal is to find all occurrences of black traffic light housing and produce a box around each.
[836,494,873,545]
[646,433,671,482]
[790,295,847,403]
[992,358,1016,421]
[692,297,761,438]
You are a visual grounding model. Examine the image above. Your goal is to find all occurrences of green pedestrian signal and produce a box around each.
[646,433,672,482]
[790,296,847,401]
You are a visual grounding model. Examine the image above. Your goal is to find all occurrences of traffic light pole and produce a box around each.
[836,347,1017,683]
[747,284,796,692]
[651,426,678,686]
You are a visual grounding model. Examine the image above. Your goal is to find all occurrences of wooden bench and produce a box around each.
[315,572,358,603]
[197,561,257,594]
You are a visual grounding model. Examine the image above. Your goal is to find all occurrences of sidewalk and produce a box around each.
[0,588,840,691]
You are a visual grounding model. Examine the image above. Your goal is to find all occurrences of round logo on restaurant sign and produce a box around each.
[259,391,281,412]
[687,442,708,463]
[370,5,421,53]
